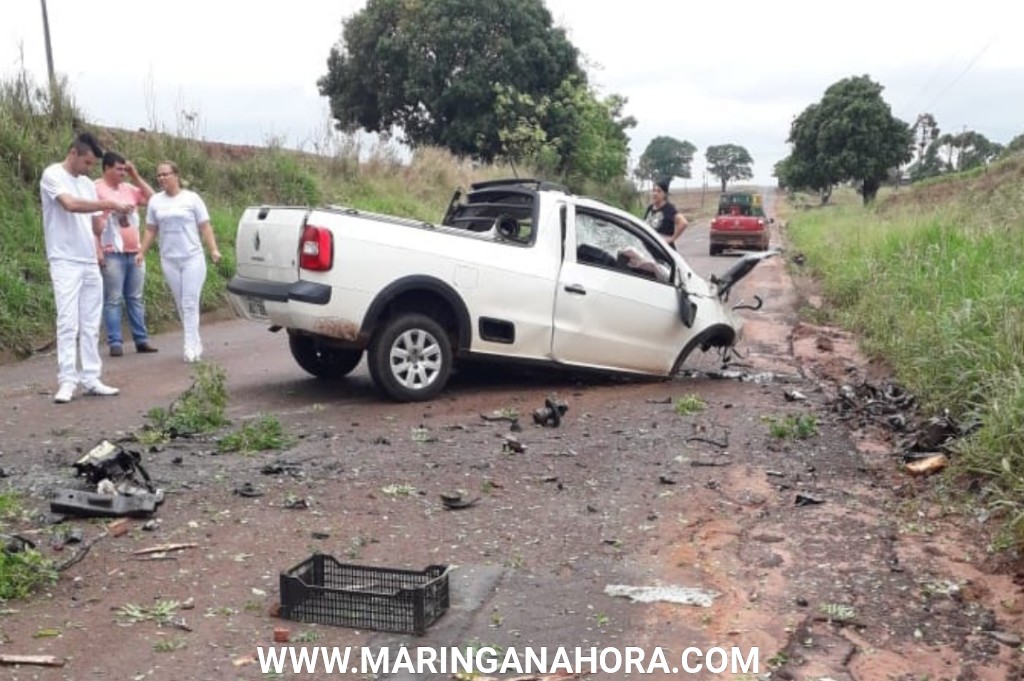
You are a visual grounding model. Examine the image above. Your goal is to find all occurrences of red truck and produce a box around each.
[709,191,772,256]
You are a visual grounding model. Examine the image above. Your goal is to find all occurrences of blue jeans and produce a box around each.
[101,252,150,348]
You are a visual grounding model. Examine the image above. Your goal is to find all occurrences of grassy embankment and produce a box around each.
[0,73,643,359]
[784,156,1024,545]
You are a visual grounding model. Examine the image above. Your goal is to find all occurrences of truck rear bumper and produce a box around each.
[227,276,332,305]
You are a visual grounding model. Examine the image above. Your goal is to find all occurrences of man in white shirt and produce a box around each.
[40,132,133,403]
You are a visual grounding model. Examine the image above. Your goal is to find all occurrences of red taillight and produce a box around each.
[300,225,333,271]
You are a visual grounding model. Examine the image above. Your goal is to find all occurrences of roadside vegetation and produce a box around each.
[784,152,1024,545]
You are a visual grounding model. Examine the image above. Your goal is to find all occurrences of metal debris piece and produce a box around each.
[794,493,825,507]
[440,492,480,510]
[604,584,720,608]
[784,389,808,402]
[533,397,569,427]
[234,482,263,498]
[50,488,159,518]
[75,440,155,492]
[502,435,526,454]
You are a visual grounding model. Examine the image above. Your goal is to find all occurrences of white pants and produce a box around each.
[49,259,104,387]
[161,254,207,358]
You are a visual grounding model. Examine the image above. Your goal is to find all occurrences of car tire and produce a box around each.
[368,313,452,402]
[288,333,363,379]
[709,244,721,256]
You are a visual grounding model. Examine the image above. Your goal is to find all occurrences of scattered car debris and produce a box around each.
[690,458,732,467]
[480,411,518,424]
[142,519,161,532]
[502,434,526,454]
[0,654,65,668]
[658,474,677,485]
[311,531,331,540]
[107,518,130,537]
[533,397,569,427]
[440,492,480,510]
[50,488,159,518]
[260,462,304,477]
[905,454,949,477]
[795,493,825,506]
[686,435,729,449]
[604,584,720,607]
[989,631,1023,648]
[282,497,310,510]
[74,440,154,492]
[133,543,197,556]
[784,389,808,402]
[234,482,263,498]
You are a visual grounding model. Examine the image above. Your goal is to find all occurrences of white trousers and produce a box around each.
[49,259,104,387]
[161,254,207,358]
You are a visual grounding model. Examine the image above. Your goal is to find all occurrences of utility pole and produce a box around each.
[40,0,56,95]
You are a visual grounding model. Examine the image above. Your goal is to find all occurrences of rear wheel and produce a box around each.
[288,333,363,379]
[368,313,452,402]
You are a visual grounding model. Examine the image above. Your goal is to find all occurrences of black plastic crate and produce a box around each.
[279,554,449,635]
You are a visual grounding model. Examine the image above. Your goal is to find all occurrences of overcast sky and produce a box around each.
[3,0,1022,186]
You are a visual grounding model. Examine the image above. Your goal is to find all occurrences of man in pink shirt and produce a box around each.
[95,152,158,356]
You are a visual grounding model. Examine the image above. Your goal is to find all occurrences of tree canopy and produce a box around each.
[705,144,753,191]
[492,77,636,190]
[636,136,697,184]
[778,75,913,204]
[318,0,584,161]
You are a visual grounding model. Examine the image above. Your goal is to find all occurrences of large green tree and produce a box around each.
[492,77,635,188]
[781,75,913,204]
[635,136,697,184]
[705,144,754,192]
[318,0,584,161]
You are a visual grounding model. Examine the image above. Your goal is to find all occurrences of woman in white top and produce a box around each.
[137,161,222,363]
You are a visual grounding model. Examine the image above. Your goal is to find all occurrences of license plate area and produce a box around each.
[246,297,268,319]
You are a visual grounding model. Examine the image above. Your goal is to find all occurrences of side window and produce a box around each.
[574,212,672,284]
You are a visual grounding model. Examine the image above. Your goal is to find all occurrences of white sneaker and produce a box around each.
[83,381,120,397]
[54,383,76,404]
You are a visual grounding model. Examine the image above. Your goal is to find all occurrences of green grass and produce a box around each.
[785,156,1024,545]
[764,413,819,440]
[218,414,293,454]
[137,361,229,443]
[674,394,707,415]
[0,490,59,601]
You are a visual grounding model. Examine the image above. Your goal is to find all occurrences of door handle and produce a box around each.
[564,284,586,295]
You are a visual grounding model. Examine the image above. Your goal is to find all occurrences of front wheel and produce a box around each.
[288,333,363,379]
[368,314,452,402]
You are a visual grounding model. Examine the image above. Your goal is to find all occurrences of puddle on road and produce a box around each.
[604,584,720,608]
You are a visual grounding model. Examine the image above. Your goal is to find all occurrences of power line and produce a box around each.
[921,36,997,114]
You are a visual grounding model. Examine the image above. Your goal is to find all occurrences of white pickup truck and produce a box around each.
[227,179,773,401]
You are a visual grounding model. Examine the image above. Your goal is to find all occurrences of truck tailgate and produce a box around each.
[234,207,307,283]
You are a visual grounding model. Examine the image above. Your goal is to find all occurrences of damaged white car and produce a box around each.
[227,179,775,401]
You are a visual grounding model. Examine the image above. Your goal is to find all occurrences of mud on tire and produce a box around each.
[368,313,453,402]
[288,332,363,379]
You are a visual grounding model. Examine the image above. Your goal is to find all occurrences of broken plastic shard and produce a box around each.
[905,454,948,477]
[604,584,719,607]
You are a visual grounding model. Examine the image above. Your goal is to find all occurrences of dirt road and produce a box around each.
[0,216,1020,680]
